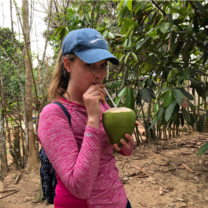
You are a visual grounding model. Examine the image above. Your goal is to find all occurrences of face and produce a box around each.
[64,56,108,94]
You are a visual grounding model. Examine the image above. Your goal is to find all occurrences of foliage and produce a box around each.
[46,1,208,151]
[110,0,208,137]
[0,27,25,99]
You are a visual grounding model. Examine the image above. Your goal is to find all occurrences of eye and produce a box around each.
[101,63,108,68]
[86,63,94,67]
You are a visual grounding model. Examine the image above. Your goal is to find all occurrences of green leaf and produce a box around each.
[119,54,125,62]
[118,0,125,11]
[160,22,170,33]
[164,90,175,108]
[182,108,190,122]
[149,117,158,129]
[198,143,208,156]
[156,87,170,96]
[154,103,159,112]
[136,37,150,50]
[183,68,190,80]
[141,88,151,102]
[124,52,130,64]
[170,31,176,50]
[194,18,199,33]
[147,88,155,99]
[206,109,208,121]
[125,87,135,110]
[174,42,184,58]
[167,69,178,82]
[158,107,164,120]
[187,19,193,31]
[125,25,134,38]
[136,89,142,106]
[183,43,190,64]
[123,39,128,47]
[85,14,90,23]
[173,89,184,105]
[140,1,147,10]
[195,0,206,16]
[188,114,195,128]
[181,113,184,127]
[108,32,115,39]
[115,87,127,106]
[179,88,194,100]
[197,115,204,133]
[103,30,108,38]
[124,18,139,26]
[131,52,138,62]
[126,0,132,11]
[189,78,203,96]
[166,13,173,24]
[165,100,177,121]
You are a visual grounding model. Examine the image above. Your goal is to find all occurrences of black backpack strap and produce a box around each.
[39,102,71,204]
[53,101,71,126]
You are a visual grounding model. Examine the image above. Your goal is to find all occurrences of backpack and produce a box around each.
[39,101,71,204]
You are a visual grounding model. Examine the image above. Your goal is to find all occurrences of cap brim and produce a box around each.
[75,49,119,65]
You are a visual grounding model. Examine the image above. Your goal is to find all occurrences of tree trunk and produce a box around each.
[11,0,28,168]
[0,63,8,173]
[22,0,39,171]
[12,126,21,170]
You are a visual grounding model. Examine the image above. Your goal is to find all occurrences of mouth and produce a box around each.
[91,83,100,85]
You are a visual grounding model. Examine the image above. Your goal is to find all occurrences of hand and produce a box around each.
[113,121,139,152]
[83,84,106,128]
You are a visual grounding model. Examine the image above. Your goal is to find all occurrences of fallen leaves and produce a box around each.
[193,176,200,182]
[199,159,203,165]
[0,189,19,199]
[159,187,169,195]
[147,176,157,184]
[166,203,175,207]
[0,181,4,192]
[159,161,170,166]
[120,176,129,184]
[182,163,194,173]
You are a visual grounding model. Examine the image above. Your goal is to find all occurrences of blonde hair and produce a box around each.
[48,50,76,101]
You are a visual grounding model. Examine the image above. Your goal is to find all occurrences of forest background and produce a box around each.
[0,0,208,189]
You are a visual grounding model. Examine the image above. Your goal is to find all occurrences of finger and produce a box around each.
[88,85,107,97]
[120,139,131,150]
[124,134,134,142]
[135,121,139,126]
[93,88,107,103]
[97,84,106,88]
[86,94,105,104]
[113,144,121,152]
[95,85,107,97]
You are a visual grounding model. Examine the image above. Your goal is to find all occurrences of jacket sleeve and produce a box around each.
[38,104,101,199]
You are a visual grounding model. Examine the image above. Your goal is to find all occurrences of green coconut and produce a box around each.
[102,107,136,147]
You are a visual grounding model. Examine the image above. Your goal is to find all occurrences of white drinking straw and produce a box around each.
[104,87,117,108]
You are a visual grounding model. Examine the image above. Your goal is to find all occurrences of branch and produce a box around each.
[13,0,39,107]
[41,0,52,65]
[95,0,100,27]
[91,1,96,28]
[189,1,206,30]
[152,0,183,31]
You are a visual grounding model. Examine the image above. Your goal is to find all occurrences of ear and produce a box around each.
[64,57,72,73]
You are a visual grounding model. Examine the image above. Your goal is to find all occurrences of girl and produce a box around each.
[38,28,136,208]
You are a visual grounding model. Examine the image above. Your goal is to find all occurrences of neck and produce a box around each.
[63,81,85,106]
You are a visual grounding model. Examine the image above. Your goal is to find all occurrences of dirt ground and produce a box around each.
[1,131,208,208]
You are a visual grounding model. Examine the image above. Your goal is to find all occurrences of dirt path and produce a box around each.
[1,132,208,208]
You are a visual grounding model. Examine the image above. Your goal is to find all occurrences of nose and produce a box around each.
[94,67,102,79]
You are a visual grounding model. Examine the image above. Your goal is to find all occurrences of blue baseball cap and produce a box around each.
[62,28,119,65]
